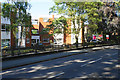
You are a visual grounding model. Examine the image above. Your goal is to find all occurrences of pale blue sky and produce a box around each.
[29,0,55,19]
[0,0,56,19]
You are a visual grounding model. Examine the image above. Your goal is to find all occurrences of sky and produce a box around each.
[0,0,59,19]
[29,0,56,19]
[1,0,118,19]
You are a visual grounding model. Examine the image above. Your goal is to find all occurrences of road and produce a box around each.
[1,46,120,80]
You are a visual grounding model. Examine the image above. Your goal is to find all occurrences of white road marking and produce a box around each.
[112,53,118,56]
[95,58,102,62]
[81,63,89,67]
[47,72,64,79]
[81,58,102,67]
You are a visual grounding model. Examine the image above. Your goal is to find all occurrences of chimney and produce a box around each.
[39,18,43,22]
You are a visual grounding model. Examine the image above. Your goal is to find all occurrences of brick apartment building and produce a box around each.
[31,15,54,46]
[1,16,31,49]
[1,12,31,49]
[1,13,86,49]
[31,15,85,46]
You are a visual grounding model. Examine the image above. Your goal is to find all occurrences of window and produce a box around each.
[1,24,9,31]
[57,38,62,41]
[26,38,30,43]
[43,38,49,43]
[31,39,36,46]
[32,39,36,43]
[31,29,39,34]
[37,39,40,43]
[1,24,5,31]
[31,39,40,44]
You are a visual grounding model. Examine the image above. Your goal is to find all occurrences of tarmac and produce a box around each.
[2,45,118,70]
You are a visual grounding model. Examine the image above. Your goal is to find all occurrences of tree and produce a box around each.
[84,2,103,35]
[50,1,120,45]
[98,2,120,42]
[50,2,87,47]
[50,2,104,47]
[2,0,32,47]
[46,16,70,45]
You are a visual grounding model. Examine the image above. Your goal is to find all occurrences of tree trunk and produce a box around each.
[81,25,85,47]
[75,35,78,48]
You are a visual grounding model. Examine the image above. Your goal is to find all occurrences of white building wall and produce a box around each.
[1,16,11,48]
[1,17,11,39]
[71,33,76,44]
[71,20,82,44]
[54,33,64,45]
[1,32,11,39]
[1,16,10,24]
[17,26,26,47]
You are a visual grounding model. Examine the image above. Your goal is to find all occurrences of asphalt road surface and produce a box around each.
[1,46,120,80]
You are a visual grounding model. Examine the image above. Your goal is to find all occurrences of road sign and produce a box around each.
[99,35,103,38]
[93,35,96,40]
[106,35,109,39]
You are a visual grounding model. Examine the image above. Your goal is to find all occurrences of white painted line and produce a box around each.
[47,72,64,79]
[112,53,118,56]
[81,58,102,67]
[95,58,102,61]
[81,63,89,67]
[88,58,102,64]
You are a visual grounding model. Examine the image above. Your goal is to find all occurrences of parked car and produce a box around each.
[90,40,97,43]
[90,39,103,43]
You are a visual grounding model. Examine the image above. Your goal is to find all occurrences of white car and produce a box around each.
[90,40,97,42]
[90,39,102,43]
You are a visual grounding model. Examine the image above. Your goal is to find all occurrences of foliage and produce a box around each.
[2,0,32,47]
[47,16,69,34]
[46,16,70,44]
[50,1,120,43]
[49,2,104,45]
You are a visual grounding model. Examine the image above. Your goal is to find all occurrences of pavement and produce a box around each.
[2,45,118,70]
[1,45,119,79]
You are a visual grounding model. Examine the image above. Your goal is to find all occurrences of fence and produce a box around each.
[1,41,118,58]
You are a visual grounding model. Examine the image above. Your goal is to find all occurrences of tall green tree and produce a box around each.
[98,2,120,42]
[50,2,87,47]
[2,0,32,47]
[50,2,104,47]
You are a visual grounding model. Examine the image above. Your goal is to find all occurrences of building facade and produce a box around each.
[1,16,31,49]
[31,15,85,46]
[31,15,54,46]
[1,14,86,49]
[1,16,11,49]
